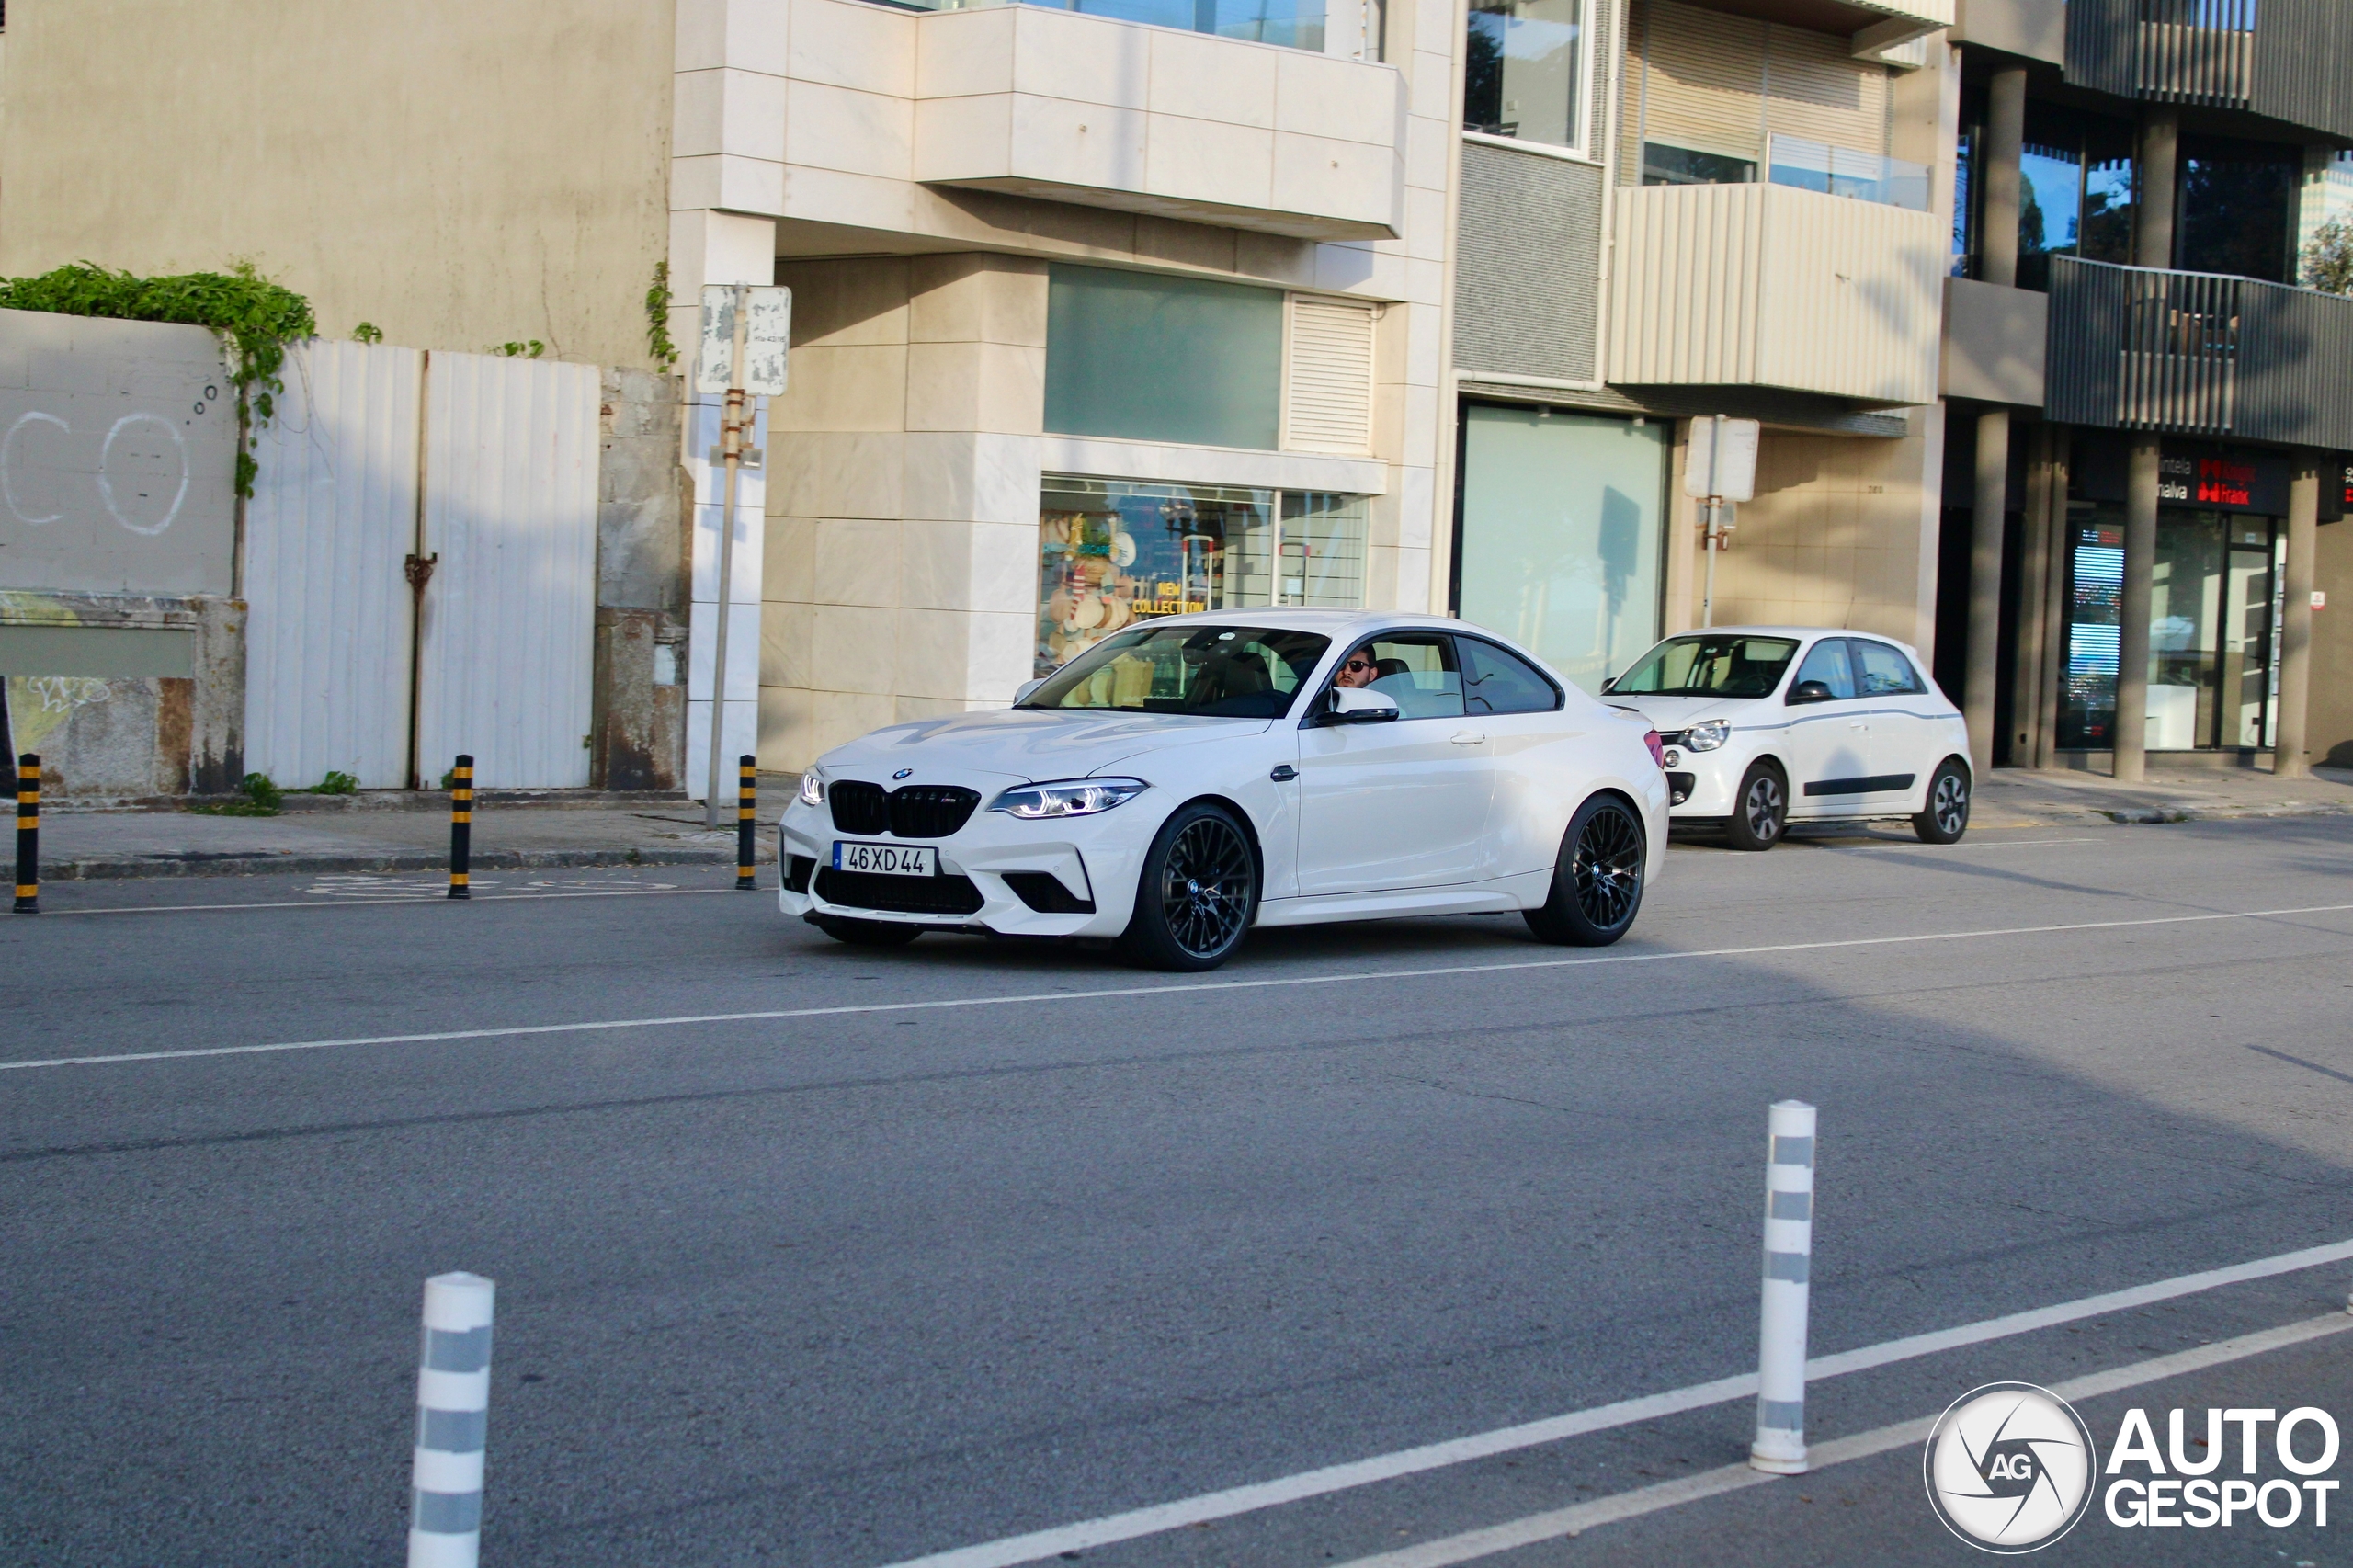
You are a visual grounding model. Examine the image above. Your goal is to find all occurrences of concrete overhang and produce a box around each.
[1940,276,2048,407]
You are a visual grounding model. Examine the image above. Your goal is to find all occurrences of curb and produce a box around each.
[2090,802,2353,824]
[38,845,777,882]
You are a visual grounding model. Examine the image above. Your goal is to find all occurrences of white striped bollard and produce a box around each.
[1749,1100,1815,1475]
[409,1272,495,1568]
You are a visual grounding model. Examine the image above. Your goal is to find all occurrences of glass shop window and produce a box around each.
[1465,0,1585,151]
[1036,476,1368,676]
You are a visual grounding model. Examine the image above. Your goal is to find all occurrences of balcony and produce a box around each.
[913,4,1405,240]
[1607,181,1944,406]
[2064,0,2353,140]
[2044,255,2353,450]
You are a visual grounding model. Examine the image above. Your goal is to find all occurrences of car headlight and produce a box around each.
[797,773,825,806]
[1685,719,1732,753]
[988,778,1149,819]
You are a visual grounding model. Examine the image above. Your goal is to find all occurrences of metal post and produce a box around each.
[448,756,473,901]
[408,1271,494,1568]
[2273,459,2320,778]
[1750,1099,1816,1475]
[735,753,758,890]
[1701,499,1722,629]
[13,753,38,915]
[703,285,753,830]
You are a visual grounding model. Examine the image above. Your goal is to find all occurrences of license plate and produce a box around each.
[832,840,936,877]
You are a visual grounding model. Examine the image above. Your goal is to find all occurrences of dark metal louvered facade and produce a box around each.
[2045,256,2353,450]
[2063,0,2353,138]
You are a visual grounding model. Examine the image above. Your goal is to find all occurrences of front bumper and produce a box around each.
[776,792,1149,938]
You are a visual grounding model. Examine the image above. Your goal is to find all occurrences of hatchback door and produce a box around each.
[1780,638,1874,814]
[1296,633,1494,893]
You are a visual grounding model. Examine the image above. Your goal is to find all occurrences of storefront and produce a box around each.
[2056,442,2294,755]
[1036,475,1370,676]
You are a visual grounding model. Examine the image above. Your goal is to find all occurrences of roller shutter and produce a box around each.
[1283,296,1377,455]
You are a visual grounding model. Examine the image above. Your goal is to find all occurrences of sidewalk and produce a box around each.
[32,781,800,881]
[1978,763,2353,826]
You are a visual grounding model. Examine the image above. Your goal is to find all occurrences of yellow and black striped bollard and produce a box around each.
[735,755,758,891]
[13,753,38,915]
[448,755,473,901]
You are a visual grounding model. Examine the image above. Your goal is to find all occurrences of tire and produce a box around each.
[1724,761,1789,852]
[1523,793,1648,947]
[1117,801,1258,971]
[812,914,924,947]
[1913,758,1972,845]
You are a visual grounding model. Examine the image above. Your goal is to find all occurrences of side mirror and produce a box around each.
[1787,679,1835,705]
[1013,677,1046,705]
[1324,686,1401,724]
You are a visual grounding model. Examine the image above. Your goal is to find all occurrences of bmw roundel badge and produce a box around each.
[892,768,913,780]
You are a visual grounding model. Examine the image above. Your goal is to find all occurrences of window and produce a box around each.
[1643,144,1755,187]
[1789,640,1856,699]
[1454,405,1668,696]
[1611,634,1799,698]
[881,0,1329,53]
[1038,477,1368,675]
[1461,639,1563,714]
[2178,138,2300,284]
[1044,266,1283,449]
[1023,624,1331,718]
[1341,634,1465,719]
[1464,0,1585,151]
[1848,640,1924,696]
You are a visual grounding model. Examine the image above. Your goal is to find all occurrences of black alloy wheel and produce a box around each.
[1724,761,1787,852]
[1913,759,1971,845]
[1524,794,1647,947]
[1119,802,1258,971]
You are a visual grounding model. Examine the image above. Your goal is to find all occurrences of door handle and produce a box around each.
[1450,732,1486,745]
[1269,764,1298,781]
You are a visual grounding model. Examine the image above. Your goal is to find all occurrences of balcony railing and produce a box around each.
[2064,0,2353,139]
[898,0,1332,53]
[2045,255,2353,449]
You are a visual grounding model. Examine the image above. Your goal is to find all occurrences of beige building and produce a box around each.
[0,0,1466,783]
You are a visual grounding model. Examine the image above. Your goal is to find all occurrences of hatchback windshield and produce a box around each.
[1020,625,1332,717]
[1611,634,1800,699]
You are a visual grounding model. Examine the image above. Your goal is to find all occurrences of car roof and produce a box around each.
[1118,608,1463,634]
[1655,625,1927,656]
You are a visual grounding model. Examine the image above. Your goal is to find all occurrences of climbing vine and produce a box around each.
[645,260,679,371]
[0,260,316,498]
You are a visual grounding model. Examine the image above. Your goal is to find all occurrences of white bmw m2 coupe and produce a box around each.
[777,610,1669,971]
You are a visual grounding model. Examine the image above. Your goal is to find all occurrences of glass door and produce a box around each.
[2221,519,2280,749]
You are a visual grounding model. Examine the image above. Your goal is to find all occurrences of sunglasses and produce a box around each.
[1343,658,1374,672]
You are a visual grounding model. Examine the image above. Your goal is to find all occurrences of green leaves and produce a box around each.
[0,260,316,499]
[645,260,679,371]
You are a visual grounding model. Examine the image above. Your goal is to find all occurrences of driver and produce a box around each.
[1334,645,1379,689]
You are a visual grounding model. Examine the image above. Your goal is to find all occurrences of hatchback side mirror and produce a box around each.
[1787,679,1835,705]
[1324,686,1401,724]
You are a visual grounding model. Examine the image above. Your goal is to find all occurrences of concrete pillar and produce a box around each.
[2009,424,2052,767]
[2031,428,2071,771]
[2273,459,2321,778]
[2116,437,2161,781]
[1981,68,2027,286]
[1965,410,2008,774]
[2134,108,2178,269]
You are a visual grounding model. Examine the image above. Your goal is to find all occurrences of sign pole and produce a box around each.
[704,286,751,830]
[1701,414,1724,630]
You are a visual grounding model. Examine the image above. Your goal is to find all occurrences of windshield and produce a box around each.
[1019,625,1332,717]
[1611,635,1800,698]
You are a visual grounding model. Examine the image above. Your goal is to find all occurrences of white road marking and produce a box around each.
[31,888,732,917]
[866,1237,2353,1568]
[1326,1312,2353,1568]
[6,900,2350,1074]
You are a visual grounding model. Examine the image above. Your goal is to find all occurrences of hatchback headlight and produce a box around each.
[988,778,1149,819]
[1685,719,1732,753]
[798,773,825,806]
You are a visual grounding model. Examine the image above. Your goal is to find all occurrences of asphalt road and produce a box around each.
[6,820,2353,1567]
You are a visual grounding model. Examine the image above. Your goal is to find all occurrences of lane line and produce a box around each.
[29,888,733,916]
[866,1236,2353,1568]
[1326,1312,2353,1568]
[6,899,2351,1075]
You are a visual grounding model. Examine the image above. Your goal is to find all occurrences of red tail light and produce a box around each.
[1643,728,1665,768]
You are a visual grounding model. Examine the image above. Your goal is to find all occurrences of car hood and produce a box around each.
[1607,693,1771,730]
[818,709,1276,782]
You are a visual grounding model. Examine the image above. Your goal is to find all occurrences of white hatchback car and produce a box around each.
[1601,627,1972,849]
[777,609,1669,970]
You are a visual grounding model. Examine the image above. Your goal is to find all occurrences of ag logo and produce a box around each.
[1924,1382,2097,1552]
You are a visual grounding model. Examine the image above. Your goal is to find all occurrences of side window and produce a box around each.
[1849,640,1926,696]
[1461,639,1563,715]
[1790,639,1856,700]
[1344,634,1466,720]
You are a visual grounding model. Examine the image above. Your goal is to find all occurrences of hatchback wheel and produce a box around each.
[1725,761,1787,852]
[1118,802,1257,971]
[1913,759,1971,844]
[1524,794,1646,947]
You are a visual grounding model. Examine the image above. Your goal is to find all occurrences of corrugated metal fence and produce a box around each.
[2065,0,2353,140]
[244,343,600,790]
